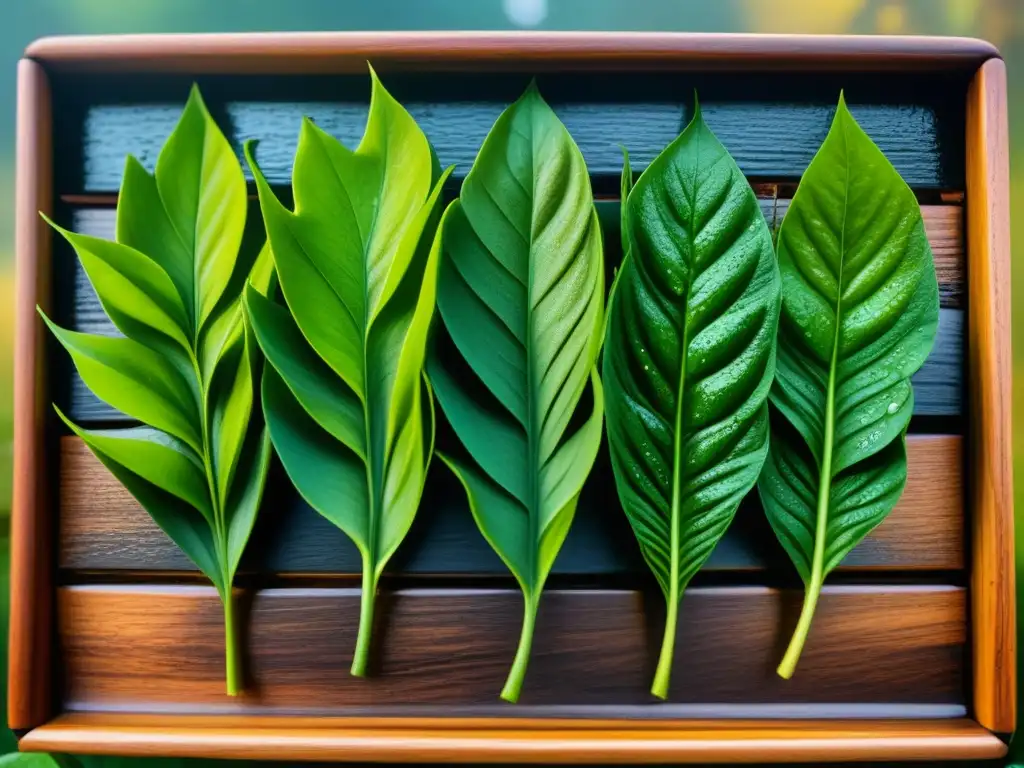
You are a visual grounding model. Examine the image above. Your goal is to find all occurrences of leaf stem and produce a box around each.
[651,594,678,699]
[223,588,241,696]
[351,559,378,677]
[501,592,539,704]
[779,305,839,680]
[777,571,823,679]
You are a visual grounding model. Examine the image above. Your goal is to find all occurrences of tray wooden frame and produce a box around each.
[10,31,1015,763]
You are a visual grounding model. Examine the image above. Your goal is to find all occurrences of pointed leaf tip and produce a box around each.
[692,89,701,117]
[185,83,209,114]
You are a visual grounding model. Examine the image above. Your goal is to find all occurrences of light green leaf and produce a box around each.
[45,215,191,359]
[247,68,448,677]
[41,314,201,452]
[153,84,247,333]
[117,154,195,329]
[0,753,69,767]
[208,332,252,504]
[602,99,780,699]
[757,93,940,679]
[225,423,273,579]
[58,411,222,591]
[428,83,605,703]
[44,85,269,696]
[118,86,248,338]
[56,407,211,522]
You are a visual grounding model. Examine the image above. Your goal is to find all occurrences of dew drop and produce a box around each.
[886,402,899,414]
[644,364,650,371]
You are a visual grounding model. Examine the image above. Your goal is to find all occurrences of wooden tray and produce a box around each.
[9,31,1015,763]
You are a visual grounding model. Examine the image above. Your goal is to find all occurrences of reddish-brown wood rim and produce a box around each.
[9,58,53,732]
[965,57,1015,734]
[8,33,1015,761]
[19,714,1006,763]
[24,32,1000,75]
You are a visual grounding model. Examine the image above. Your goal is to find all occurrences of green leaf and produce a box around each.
[56,407,211,522]
[602,99,780,699]
[246,285,366,459]
[0,754,70,767]
[428,83,605,703]
[247,67,449,677]
[41,314,201,453]
[45,215,191,360]
[43,85,269,697]
[118,85,247,336]
[757,93,940,679]
[225,423,273,579]
[56,410,222,591]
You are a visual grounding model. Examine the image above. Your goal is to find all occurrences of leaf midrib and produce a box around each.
[361,107,391,582]
[812,115,851,589]
[669,123,701,610]
[525,105,540,595]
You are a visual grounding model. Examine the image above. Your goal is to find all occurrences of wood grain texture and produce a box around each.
[19,713,1007,764]
[25,31,1000,74]
[751,199,964,307]
[55,204,966,423]
[59,434,964,575]
[10,58,53,732]
[58,585,965,711]
[77,87,961,191]
[966,57,1015,733]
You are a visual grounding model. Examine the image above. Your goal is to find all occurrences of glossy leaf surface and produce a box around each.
[428,83,605,702]
[245,67,449,677]
[39,85,270,695]
[602,101,780,699]
[757,94,940,678]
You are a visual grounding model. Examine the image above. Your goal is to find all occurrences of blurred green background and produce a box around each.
[0,0,1021,765]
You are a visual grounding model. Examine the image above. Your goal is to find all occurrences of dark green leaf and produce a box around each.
[758,93,940,678]
[602,100,780,699]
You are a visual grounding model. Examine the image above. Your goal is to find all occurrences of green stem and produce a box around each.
[223,588,241,696]
[351,560,377,677]
[501,593,539,703]
[651,595,679,699]
[778,315,839,680]
[777,572,823,679]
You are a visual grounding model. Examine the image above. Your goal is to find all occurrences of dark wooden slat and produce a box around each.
[59,434,963,574]
[62,310,963,422]
[76,72,963,192]
[55,206,966,423]
[59,585,964,711]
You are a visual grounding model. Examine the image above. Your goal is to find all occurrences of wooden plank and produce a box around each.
[26,31,999,75]
[10,58,53,732]
[63,201,966,307]
[20,713,1007,764]
[78,90,959,191]
[59,434,963,575]
[55,206,966,423]
[966,57,1016,733]
[58,585,965,711]
[61,307,962,423]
